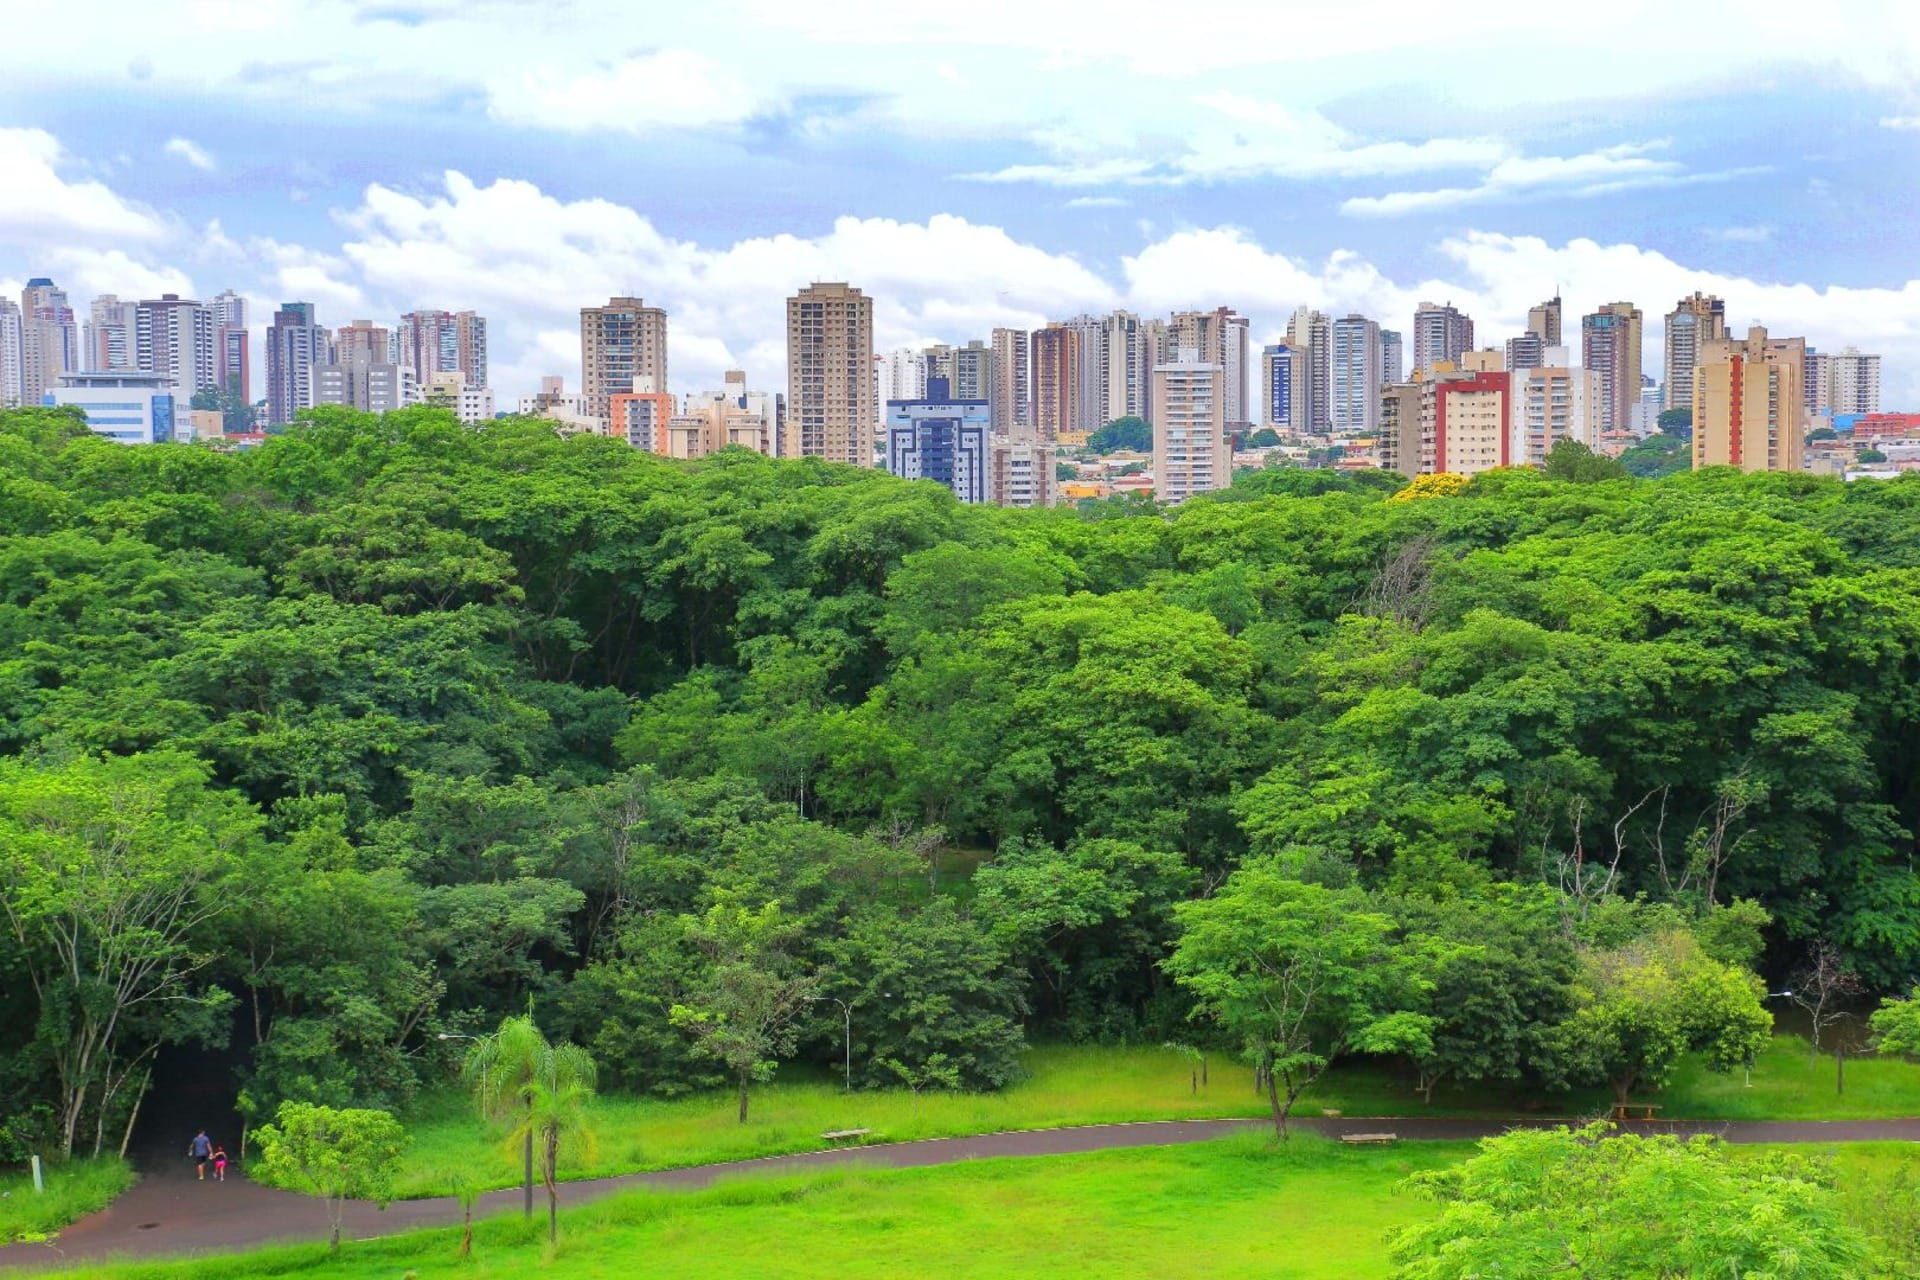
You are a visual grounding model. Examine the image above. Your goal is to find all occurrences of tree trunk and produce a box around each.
[738,1068,751,1123]
[545,1127,561,1243]
[1836,1045,1845,1097]
[328,1209,342,1254]
[1200,1056,1208,1087]
[1613,1072,1634,1108]
[460,1206,472,1258]
[523,1127,534,1219]
[1263,1054,1288,1140]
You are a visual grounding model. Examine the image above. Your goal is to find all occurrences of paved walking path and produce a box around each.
[7,1114,1919,1272]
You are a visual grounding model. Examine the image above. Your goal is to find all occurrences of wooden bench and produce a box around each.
[1612,1103,1663,1123]
[1339,1132,1398,1145]
[821,1128,871,1145]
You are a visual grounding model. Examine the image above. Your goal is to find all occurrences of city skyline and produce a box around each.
[1,3,1918,404]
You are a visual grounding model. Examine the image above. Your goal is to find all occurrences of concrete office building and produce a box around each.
[1663,292,1727,411]
[1412,300,1474,375]
[786,282,874,465]
[20,278,79,409]
[0,300,21,407]
[1581,302,1644,436]
[884,377,990,503]
[265,302,331,426]
[135,294,217,395]
[990,327,1029,433]
[582,297,668,421]
[1692,325,1805,473]
[86,295,135,371]
[46,370,177,444]
[1151,348,1228,504]
[315,343,409,413]
[1260,343,1307,431]
[1331,314,1383,433]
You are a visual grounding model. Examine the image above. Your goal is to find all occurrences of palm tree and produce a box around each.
[463,1014,551,1220]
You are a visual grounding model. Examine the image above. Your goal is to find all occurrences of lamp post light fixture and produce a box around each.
[808,997,853,1092]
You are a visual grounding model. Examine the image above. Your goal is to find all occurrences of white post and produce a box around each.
[30,1155,43,1194]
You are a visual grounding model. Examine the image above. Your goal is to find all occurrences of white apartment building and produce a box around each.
[1151,348,1228,504]
[422,370,495,424]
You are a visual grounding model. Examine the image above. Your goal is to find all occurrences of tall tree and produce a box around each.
[671,899,819,1122]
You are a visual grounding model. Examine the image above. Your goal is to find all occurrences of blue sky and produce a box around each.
[3,0,1918,403]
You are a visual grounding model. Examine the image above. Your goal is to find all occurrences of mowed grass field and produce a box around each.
[67,1135,1467,1280]
[384,1035,1920,1198]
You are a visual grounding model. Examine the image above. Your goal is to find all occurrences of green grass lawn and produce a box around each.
[380,1034,1920,1199]
[0,1156,133,1244]
[67,1134,1468,1280]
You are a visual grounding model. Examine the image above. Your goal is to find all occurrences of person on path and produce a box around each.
[211,1145,228,1182]
[189,1130,212,1181]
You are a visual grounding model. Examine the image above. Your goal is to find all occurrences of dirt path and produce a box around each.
[7,1114,1918,1272]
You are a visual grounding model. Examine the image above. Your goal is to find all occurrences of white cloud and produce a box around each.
[0,127,171,246]
[163,136,216,170]
[488,50,771,133]
[1065,196,1128,209]
[1338,142,1718,216]
[1711,225,1774,243]
[1881,115,1920,130]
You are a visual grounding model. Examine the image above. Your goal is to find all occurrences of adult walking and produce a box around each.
[189,1129,213,1181]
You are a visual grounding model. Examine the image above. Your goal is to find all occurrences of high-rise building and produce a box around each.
[1506,332,1546,372]
[86,295,135,371]
[1692,325,1805,472]
[1513,350,1604,464]
[1424,368,1511,476]
[608,374,676,451]
[395,308,488,395]
[1377,380,1423,475]
[1827,347,1881,415]
[332,319,391,362]
[1170,307,1250,428]
[581,297,668,421]
[1804,349,1831,417]
[1260,343,1307,431]
[925,340,994,403]
[20,278,79,408]
[1380,330,1404,387]
[265,302,331,426]
[1663,292,1727,412]
[989,436,1057,508]
[1030,323,1080,442]
[1412,300,1474,375]
[0,300,21,407]
[1062,314,1107,434]
[1527,296,1563,347]
[47,370,177,444]
[874,348,928,406]
[989,327,1029,434]
[1098,311,1152,424]
[315,331,408,413]
[662,372,777,458]
[1581,302,1643,436]
[454,311,487,392]
[1288,307,1332,433]
[135,294,217,395]
[421,370,495,424]
[1150,348,1228,504]
[1331,314,1383,433]
[210,290,249,403]
[884,376,991,504]
[785,282,874,465]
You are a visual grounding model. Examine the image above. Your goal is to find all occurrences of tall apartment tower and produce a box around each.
[874,348,927,406]
[1527,296,1563,347]
[1099,310,1152,425]
[1169,307,1250,428]
[1506,332,1545,372]
[1260,343,1307,431]
[926,339,993,403]
[135,294,217,395]
[1288,307,1333,432]
[0,299,21,407]
[1581,302,1644,436]
[1827,348,1881,415]
[785,282,874,465]
[86,295,135,371]
[1412,301,1474,375]
[454,311,487,391]
[1380,329,1404,387]
[1663,292,1727,411]
[1029,323,1080,442]
[1151,348,1229,504]
[1422,368,1512,476]
[20,278,79,407]
[210,290,249,402]
[1330,314,1383,433]
[1692,325,1805,472]
[989,327,1029,433]
[1377,380,1423,475]
[265,302,331,426]
[581,297,668,421]
[1060,314,1107,434]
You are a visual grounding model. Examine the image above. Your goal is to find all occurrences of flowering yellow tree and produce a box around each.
[1387,472,1469,503]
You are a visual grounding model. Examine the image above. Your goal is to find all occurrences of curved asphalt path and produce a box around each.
[7,1113,1919,1272]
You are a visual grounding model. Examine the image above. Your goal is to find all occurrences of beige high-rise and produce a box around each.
[1581,302,1643,435]
[990,327,1029,434]
[1663,292,1727,411]
[1377,381,1423,475]
[1151,349,1228,503]
[786,283,874,465]
[1692,325,1805,473]
[581,297,669,421]
[1527,296,1562,347]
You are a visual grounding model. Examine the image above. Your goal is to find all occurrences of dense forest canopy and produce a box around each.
[3,403,1919,1158]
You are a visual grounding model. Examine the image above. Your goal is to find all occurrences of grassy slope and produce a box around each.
[385,1035,1920,1198]
[73,1135,1465,1280]
[0,1157,134,1245]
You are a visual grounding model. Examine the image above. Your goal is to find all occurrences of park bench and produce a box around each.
[1612,1103,1663,1123]
[821,1128,872,1145]
[1339,1132,1399,1145]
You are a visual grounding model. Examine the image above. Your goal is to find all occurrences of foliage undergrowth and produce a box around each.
[0,1157,133,1244]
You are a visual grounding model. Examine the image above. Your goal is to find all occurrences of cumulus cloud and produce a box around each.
[488,50,772,133]
[0,127,171,246]
[163,136,216,170]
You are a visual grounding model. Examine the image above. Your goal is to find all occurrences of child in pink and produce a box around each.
[211,1145,228,1182]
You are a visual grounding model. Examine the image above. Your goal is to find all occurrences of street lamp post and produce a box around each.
[808,998,853,1092]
